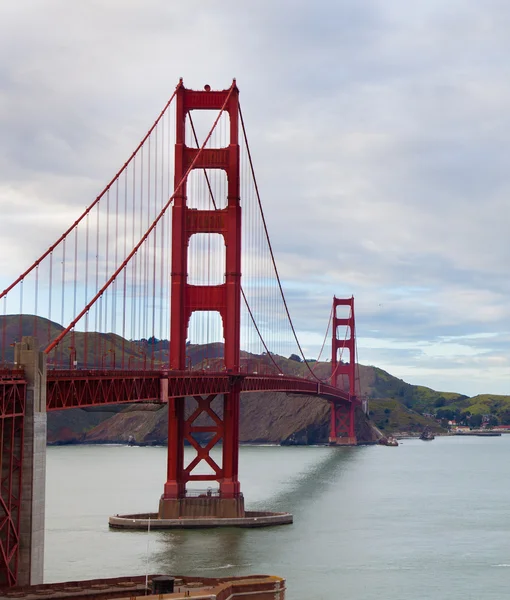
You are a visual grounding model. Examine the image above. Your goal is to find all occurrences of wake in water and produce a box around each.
[199,563,253,570]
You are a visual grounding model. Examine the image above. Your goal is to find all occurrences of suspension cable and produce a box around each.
[188,114,284,375]
[311,303,333,374]
[0,88,180,302]
[239,104,321,381]
[45,84,235,354]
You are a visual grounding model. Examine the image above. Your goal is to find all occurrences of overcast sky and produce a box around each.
[1,1,509,396]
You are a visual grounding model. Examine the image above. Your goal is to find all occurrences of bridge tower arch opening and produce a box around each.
[160,80,244,519]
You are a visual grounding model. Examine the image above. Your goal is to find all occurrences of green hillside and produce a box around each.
[368,398,445,435]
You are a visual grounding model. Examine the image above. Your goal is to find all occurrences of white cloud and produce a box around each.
[0,0,509,395]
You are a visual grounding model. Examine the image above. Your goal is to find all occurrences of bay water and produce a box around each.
[45,436,510,599]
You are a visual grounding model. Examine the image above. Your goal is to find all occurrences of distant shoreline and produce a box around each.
[395,430,507,440]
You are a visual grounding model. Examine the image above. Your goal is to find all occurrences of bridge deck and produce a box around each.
[0,367,352,413]
[45,370,351,410]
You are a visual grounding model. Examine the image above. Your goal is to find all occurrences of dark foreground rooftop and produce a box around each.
[0,574,286,600]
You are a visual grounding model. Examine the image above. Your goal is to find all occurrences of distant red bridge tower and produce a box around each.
[330,296,358,445]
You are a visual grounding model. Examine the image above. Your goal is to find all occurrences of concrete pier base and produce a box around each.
[16,337,47,586]
[109,510,293,530]
[158,495,245,519]
[329,436,357,446]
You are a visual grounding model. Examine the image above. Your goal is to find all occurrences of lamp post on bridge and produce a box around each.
[68,346,77,369]
[108,348,116,370]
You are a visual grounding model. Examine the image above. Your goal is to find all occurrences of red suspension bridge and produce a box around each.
[0,80,363,587]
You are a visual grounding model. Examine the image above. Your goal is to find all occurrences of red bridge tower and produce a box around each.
[330,296,358,445]
[159,80,244,519]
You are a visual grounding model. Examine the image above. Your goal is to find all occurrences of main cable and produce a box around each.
[46,84,236,354]
[188,114,284,375]
[0,87,180,302]
[239,104,323,382]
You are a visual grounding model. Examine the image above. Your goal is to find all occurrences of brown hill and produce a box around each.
[81,391,380,446]
[3,315,450,443]
[82,392,331,445]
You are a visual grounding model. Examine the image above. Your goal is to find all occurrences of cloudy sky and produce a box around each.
[1,1,509,396]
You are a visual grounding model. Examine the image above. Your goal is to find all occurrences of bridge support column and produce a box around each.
[15,337,46,586]
[159,388,244,519]
[329,401,357,446]
[160,80,245,519]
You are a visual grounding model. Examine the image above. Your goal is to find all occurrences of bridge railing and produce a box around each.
[183,488,243,499]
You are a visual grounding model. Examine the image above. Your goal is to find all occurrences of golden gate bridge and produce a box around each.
[0,80,362,587]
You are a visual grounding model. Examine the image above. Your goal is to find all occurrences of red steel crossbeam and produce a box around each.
[183,394,224,482]
[0,370,26,587]
[330,402,356,444]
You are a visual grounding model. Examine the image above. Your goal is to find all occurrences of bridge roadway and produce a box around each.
[1,367,352,412]
[44,369,350,410]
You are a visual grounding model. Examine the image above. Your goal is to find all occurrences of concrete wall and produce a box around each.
[16,337,47,586]
[159,496,245,519]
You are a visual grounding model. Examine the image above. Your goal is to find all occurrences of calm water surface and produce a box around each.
[46,436,510,599]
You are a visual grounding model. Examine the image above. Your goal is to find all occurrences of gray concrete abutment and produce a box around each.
[15,337,47,586]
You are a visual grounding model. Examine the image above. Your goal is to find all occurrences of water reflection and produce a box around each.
[250,446,363,519]
[152,528,250,575]
[148,445,365,578]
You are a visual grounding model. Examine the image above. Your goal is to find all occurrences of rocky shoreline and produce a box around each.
[47,399,381,447]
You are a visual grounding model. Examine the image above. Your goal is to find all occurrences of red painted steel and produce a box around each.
[330,401,356,444]
[167,80,242,500]
[45,371,350,410]
[46,370,161,411]
[0,370,26,587]
[330,297,357,443]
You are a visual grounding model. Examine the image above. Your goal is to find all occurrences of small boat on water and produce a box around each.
[420,427,435,441]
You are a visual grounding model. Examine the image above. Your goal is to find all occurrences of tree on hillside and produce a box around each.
[289,354,302,362]
[469,413,483,428]
[487,415,499,428]
[459,411,471,425]
[499,410,510,425]
[436,408,455,421]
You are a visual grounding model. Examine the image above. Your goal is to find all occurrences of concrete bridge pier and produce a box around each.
[15,337,47,585]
